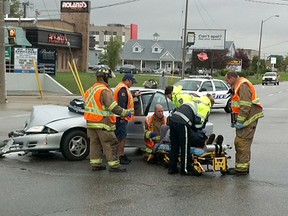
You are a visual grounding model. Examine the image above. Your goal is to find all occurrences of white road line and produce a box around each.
[264,108,288,111]
[0,114,30,120]
[268,94,274,96]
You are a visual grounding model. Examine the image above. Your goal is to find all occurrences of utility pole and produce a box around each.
[181,0,188,79]
[0,0,7,103]
[22,1,29,18]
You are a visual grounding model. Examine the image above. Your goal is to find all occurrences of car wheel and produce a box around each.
[224,99,232,113]
[277,82,279,85]
[61,130,89,161]
[262,83,264,85]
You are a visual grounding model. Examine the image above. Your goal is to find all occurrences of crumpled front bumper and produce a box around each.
[0,130,63,156]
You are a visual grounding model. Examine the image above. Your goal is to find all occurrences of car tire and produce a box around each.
[262,83,264,85]
[61,130,90,161]
[224,99,232,113]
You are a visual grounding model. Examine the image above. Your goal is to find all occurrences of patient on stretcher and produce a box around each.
[156,125,224,156]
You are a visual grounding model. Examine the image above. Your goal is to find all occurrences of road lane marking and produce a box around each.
[0,114,30,120]
[264,108,288,111]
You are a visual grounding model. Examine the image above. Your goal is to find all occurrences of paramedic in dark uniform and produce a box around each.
[168,94,214,175]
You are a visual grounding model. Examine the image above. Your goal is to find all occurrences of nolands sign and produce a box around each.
[60,1,90,13]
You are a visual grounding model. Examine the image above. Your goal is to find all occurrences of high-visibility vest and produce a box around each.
[144,114,167,151]
[84,83,116,130]
[114,82,134,121]
[231,77,263,126]
[173,96,211,129]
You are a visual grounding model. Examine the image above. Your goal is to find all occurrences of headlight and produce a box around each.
[26,126,45,133]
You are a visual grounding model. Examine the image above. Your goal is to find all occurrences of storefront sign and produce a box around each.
[14,48,38,73]
[48,33,68,44]
[61,1,90,13]
[38,48,57,76]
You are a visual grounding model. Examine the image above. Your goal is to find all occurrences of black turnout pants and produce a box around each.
[168,120,193,174]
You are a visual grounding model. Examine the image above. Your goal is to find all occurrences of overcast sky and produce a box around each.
[26,0,288,57]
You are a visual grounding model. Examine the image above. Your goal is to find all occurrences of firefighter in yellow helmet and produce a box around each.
[84,66,133,172]
[225,71,264,175]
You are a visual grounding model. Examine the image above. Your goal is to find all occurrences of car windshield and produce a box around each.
[174,80,202,91]
[264,72,276,77]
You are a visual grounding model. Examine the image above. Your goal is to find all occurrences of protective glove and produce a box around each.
[127,111,132,118]
[150,132,158,138]
[236,122,244,129]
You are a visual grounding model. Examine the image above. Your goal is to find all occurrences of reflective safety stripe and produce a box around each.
[239,100,252,107]
[174,111,193,127]
[146,148,153,153]
[237,115,246,122]
[85,107,112,116]
[236,162,250,170]
[108,160,120,167]
[90,159,103,164]
[243,112,264,127]
[87,122,116,131]
[108,101,118,111]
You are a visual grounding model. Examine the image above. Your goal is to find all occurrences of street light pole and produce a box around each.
[181,0,188,79]
[0,0,6,104]
[256,15,279,79]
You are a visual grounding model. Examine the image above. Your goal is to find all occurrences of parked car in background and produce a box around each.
[174,76,231,113]
[0,88,214,161]
[119,64,139,74]
[91,64,109,71]
[262,71,280,85]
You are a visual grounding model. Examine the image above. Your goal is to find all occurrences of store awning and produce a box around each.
[4,26,32,47]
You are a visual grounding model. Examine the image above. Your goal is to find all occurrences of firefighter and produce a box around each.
[114,73,140,164]
[144,104,167,163]
[167,94,214,175]
[225,71,264,175]
[84,66,132,172]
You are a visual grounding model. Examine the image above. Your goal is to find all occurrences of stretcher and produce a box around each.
[152,139,232,176]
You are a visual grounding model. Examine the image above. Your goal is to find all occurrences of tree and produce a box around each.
[9,0,23,18]
[251,56,266,74]
[234,49,250,70]
[190,49,233,73]
[98,36,122,71]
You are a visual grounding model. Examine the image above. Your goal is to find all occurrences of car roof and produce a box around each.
[176,77,223,82]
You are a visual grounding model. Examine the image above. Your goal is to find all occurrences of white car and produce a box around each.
[0,87,214,161]
[262,72,280,85]
[174,76,231,113]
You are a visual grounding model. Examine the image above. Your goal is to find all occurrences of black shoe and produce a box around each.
[109,166,127,172]
[91,165,106,171]
[207,134,216,144]
[124,154,132,162]
[119,156,130,165]
[168,168,179,174]
[215,135,224,145]
[226,168,249,175]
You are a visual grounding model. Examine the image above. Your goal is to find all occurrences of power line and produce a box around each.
[244,0,288,5]
[91,0,140,10]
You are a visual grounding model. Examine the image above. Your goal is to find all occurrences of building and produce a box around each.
[4,1,91,73]
[121,33,182,72]
[242,49,258,60]
[121,34,236,72]
[88,23,138,66]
